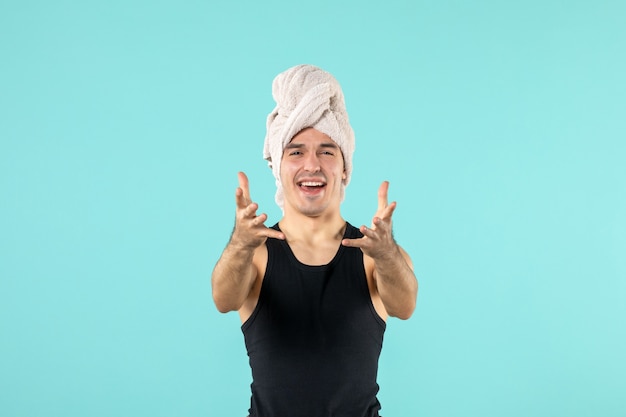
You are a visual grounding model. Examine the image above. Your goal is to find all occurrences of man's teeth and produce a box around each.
[300,182,324,187]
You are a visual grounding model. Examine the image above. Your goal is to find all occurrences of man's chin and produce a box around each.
[288,199,330,217]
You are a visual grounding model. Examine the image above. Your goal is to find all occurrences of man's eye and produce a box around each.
[289,151,302,156]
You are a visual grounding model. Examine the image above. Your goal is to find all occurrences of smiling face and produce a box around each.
[280,128,346,218]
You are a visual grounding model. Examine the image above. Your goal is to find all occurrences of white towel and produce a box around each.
[263,64,355,210]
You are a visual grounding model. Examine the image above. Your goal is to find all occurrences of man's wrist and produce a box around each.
[227,235,259,253]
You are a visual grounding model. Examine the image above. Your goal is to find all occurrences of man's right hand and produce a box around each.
[230,171,285,250]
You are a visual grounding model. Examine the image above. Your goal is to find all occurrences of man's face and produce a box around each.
[280,128,346,217]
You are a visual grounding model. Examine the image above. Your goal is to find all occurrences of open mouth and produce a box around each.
[297,181,326,192]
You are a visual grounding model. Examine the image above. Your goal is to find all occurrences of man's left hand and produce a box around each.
[342,181,400,260]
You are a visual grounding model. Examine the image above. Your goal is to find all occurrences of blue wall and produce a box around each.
[1,1,624,415]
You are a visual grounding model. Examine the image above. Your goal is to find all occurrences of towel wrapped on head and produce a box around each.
[263,64,355,209]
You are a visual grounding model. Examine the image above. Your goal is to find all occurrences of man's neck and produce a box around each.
[279,210,346,245]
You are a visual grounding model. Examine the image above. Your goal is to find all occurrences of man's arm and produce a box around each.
[369,241,417,320]
[211,172,284,313]
[342,181,418,319]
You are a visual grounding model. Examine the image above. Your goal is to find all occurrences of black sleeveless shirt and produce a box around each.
[242,222,386,417]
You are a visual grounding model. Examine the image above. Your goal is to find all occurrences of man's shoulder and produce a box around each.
[344,221,363,238]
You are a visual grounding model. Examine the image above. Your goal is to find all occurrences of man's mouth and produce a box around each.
[297,180,326,192]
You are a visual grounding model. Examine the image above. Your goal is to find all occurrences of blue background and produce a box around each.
[1,1,625,416]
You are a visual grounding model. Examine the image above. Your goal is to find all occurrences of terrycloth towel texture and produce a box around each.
[263,64,355,209]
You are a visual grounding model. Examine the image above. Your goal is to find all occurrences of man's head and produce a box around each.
[279,127,346,217]
[263,64,355,210]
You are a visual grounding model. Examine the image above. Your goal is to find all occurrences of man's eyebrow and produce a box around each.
[285,143,305,149]
[284,142,339,149]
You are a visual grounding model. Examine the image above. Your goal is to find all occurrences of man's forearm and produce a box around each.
[211,242,256,313]
[374,246,417,320]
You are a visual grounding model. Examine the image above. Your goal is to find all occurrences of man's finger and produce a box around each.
[377,181,389,213]
[242,202,259,218]
[238,171,251,202]
[361,224,383,239]
[380,201,397,220]
[235,187,248,209]
[262,228,285,240]
[341,237,366,248]
[252,212,267,225]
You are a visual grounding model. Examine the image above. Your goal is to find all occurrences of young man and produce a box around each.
[212,65,418,417]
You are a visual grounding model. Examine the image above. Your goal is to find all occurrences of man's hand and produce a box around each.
[231,171,284,249]
[342,181,399,260]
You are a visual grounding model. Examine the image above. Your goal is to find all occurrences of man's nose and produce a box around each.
[303,152,321,172]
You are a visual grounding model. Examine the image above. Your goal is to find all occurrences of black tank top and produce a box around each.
[242,222,386,417]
